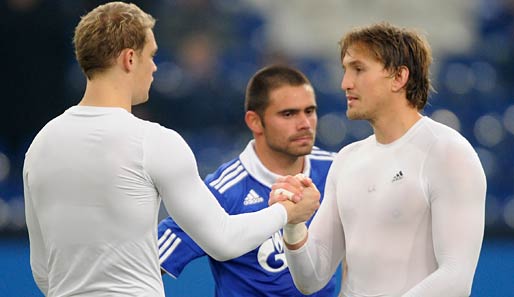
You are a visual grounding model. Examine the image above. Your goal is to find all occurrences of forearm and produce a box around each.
[284,165,345,295]
[285,239,337,295]
[401,256,478,297]
[145,128,287,261]
[164,181,287,261]
[402,214,484,297]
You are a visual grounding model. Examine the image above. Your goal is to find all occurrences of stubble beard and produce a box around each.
[346,108,368,121]
[269,138,314,158]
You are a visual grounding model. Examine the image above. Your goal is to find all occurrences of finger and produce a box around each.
[276,187,304,203]
[269,196,287,206]
[271,181,302,194]
[281,175,303,188]
[273,188,294,201]
[269,188,301,206]
[294,173,307,181]
[294,173,316,188]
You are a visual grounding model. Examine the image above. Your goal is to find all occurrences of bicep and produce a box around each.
[427,140,486,285]
[401,139,486,297]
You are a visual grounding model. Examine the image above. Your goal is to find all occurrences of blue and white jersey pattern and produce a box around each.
[158,140,338,297]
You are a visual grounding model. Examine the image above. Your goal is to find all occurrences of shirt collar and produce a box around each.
[239,140,311,188]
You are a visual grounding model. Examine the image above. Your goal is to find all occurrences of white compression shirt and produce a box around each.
[285,117,486,297]
[23,106,287,297]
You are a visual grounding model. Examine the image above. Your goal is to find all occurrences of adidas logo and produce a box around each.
[244,189,264,205]
[392,170,404,182]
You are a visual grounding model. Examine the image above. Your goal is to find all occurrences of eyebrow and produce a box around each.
[278,105,317,113]
[342,60,364,70]
[151,47,158,55]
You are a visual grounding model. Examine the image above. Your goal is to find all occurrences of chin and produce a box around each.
[132,96,149,106]
[346,110,363,120]
[293,145,313,157]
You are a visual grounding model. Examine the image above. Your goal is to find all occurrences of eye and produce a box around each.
[282,111,293,117]
[305,107,316,115]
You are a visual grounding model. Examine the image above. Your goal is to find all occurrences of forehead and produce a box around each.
[267,84,315,109]
[143,29,157,51]
[342,44,379,66]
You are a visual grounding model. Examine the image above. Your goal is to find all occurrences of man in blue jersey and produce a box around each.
[158,65,340,296]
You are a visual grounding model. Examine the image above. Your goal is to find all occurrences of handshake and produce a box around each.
[269,174,320,225]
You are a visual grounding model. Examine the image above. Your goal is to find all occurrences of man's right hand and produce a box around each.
[270,175,320,224]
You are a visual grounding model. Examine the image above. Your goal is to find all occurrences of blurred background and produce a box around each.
[0,0,513,296]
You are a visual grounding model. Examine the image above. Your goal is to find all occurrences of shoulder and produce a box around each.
[141,121,192,154]
[205,158,249,196]
[25,111,75,159]
[333,135,374,161]
[308,146,336,173]
[204,158,265,211]
[309,146,337,161]
[418,117,476,155]
[142,120,182,140]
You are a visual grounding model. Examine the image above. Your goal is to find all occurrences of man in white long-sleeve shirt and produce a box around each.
[274,22,487,297]
[23,2,319,297]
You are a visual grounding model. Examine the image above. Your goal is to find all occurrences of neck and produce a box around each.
[371,109,422,144]
[79,75,132,112]
[253,140,305,176]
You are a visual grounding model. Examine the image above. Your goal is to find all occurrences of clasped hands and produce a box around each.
[269,174,320,224]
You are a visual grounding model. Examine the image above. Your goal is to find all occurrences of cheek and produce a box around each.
[310,117,317,128]
[266,121,287,136]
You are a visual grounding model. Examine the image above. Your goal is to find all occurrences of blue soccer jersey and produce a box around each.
[158,140,339,297]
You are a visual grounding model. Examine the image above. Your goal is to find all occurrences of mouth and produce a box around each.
[291,134,314,142]
[346,94,358,106]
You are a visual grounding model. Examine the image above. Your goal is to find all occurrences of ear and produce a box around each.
[391,66,409,92]
[120,48,136,73]
[245,111,264,135]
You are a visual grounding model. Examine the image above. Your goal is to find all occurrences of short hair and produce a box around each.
[339,22,433,110]
[73,2,156,80]
[245,65,313,118]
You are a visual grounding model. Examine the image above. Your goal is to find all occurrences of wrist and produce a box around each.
[283,223,307,245]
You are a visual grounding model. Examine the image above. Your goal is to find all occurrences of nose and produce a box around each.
[341,73,352,91]
[297,112,313,130]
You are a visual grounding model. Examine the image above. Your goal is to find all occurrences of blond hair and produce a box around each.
[73,2,155,79]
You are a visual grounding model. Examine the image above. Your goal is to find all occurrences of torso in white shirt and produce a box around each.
[24,106,165,297]
[338,118,438,295]
[286,116,485,297]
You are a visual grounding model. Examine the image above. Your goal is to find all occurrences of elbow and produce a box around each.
[297,287,317,296]
[442,269,475,297]
[293,281,323,295]
[204,241,244,262]
[453,279,473,297]
[290,272,327,295]
[447,285,471,297]
[452,265,476,297]
[33,274,48,295]
[209,252,232,262]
